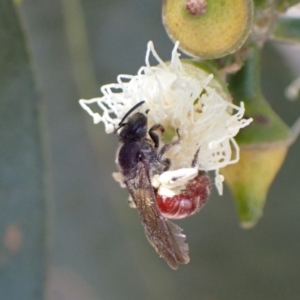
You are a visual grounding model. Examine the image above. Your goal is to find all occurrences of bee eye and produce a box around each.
[131,121,147,138]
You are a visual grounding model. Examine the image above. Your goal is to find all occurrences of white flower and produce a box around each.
[79,41,252,195]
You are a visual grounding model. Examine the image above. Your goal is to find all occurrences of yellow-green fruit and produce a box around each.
[221,143,288,228]
[162,0,254,58]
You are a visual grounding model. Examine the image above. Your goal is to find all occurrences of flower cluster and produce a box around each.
[79,41,252,194]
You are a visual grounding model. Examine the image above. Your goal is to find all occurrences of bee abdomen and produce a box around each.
[156,172,210,219]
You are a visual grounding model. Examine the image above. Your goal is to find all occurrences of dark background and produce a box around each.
[13,0,300,299]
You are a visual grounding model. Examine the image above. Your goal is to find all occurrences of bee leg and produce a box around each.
[149,124,165,149]
[160,158,171,171]
[191,147,200,167]
[158,128,180,160]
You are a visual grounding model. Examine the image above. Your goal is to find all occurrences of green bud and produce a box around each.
[162,0,254,58]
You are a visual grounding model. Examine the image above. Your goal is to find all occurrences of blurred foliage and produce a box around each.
[254,0,299,10]
[273,17,300,42]
[0,0,46,299]
[277,0,300,11]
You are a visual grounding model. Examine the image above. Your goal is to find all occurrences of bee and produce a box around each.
[115,101,189,269]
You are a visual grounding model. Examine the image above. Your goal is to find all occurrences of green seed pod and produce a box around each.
[162,0,254,58]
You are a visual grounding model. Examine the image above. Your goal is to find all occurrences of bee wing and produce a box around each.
[125,158,190,269]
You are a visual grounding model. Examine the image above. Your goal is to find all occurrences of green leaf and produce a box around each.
[228,46,290,145]
[272,17,300,43]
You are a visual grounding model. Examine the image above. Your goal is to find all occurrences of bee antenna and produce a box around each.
[113,122,126,134]
[118,101,145,126]
[114,100,146,134]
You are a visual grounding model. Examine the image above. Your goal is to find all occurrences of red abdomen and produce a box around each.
[156,172,210,219]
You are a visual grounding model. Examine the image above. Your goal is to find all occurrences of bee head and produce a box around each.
[115,101,148,143]
[119,112,147,142]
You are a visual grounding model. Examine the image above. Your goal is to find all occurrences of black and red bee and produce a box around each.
[115,101,210,269]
